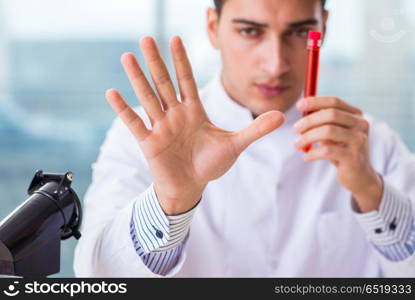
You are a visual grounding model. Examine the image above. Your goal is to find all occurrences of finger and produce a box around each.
[295,125,354,150]
[294,108,359,134]
[121,52,164,124]
[303,142,347,163]
[297,97,363,115]
[140,36,179,110]
[233,111,285,153]
[170,36,200,102]
[106,88,150,141]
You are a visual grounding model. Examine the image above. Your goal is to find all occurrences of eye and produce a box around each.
[238,27,262,38]
[295,28,311,38]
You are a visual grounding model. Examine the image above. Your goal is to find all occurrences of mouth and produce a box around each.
[256,84,289,97]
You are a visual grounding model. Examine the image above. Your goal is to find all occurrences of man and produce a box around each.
[74,0,415,277]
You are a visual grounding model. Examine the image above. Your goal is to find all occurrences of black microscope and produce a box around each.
[0,171,82,277]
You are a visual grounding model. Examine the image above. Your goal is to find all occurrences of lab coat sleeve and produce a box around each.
[357,119,415,277]
[73,110,192,277]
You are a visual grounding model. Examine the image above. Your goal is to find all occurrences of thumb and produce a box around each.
[232,110,285,153]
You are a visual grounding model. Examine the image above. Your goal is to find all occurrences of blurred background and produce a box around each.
[0,0,414,277]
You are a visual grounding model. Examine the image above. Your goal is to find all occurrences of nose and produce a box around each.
[259,36,290,78]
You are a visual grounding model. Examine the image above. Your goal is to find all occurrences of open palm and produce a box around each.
[106,36,284,215]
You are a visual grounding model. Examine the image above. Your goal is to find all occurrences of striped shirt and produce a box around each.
[130,181,415,275]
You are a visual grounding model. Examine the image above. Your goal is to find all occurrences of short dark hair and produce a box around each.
[214,0,327,15]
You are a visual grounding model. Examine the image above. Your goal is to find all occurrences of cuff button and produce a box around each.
[156,230,164,239]
[389,218,397,231]
[152,225,164,239]
[374,228,382,234]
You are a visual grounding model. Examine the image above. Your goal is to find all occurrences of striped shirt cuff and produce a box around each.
[373,220,415,262]
[130,218,189,275]
[131,183,198,254]
[353,181,413,246]
[353,180,415,262]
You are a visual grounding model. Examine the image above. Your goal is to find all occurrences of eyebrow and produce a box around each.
[232,18,268,28]
[231,18,318,28]
[288,18,318,28]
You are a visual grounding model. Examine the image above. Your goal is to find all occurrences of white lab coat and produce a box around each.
[73,74,415,277]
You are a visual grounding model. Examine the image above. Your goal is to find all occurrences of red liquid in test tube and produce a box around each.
[302,31,322,153]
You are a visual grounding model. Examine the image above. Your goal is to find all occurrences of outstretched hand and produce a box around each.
[106,36,285,215]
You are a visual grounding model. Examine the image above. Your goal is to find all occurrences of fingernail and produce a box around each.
[296,100,306,111]
[293,121,302,131]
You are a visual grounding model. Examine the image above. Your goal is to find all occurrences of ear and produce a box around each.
[321,10,329,44]
[207,8,220,50]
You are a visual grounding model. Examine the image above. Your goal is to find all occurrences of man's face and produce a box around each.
[207,0,328,116]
